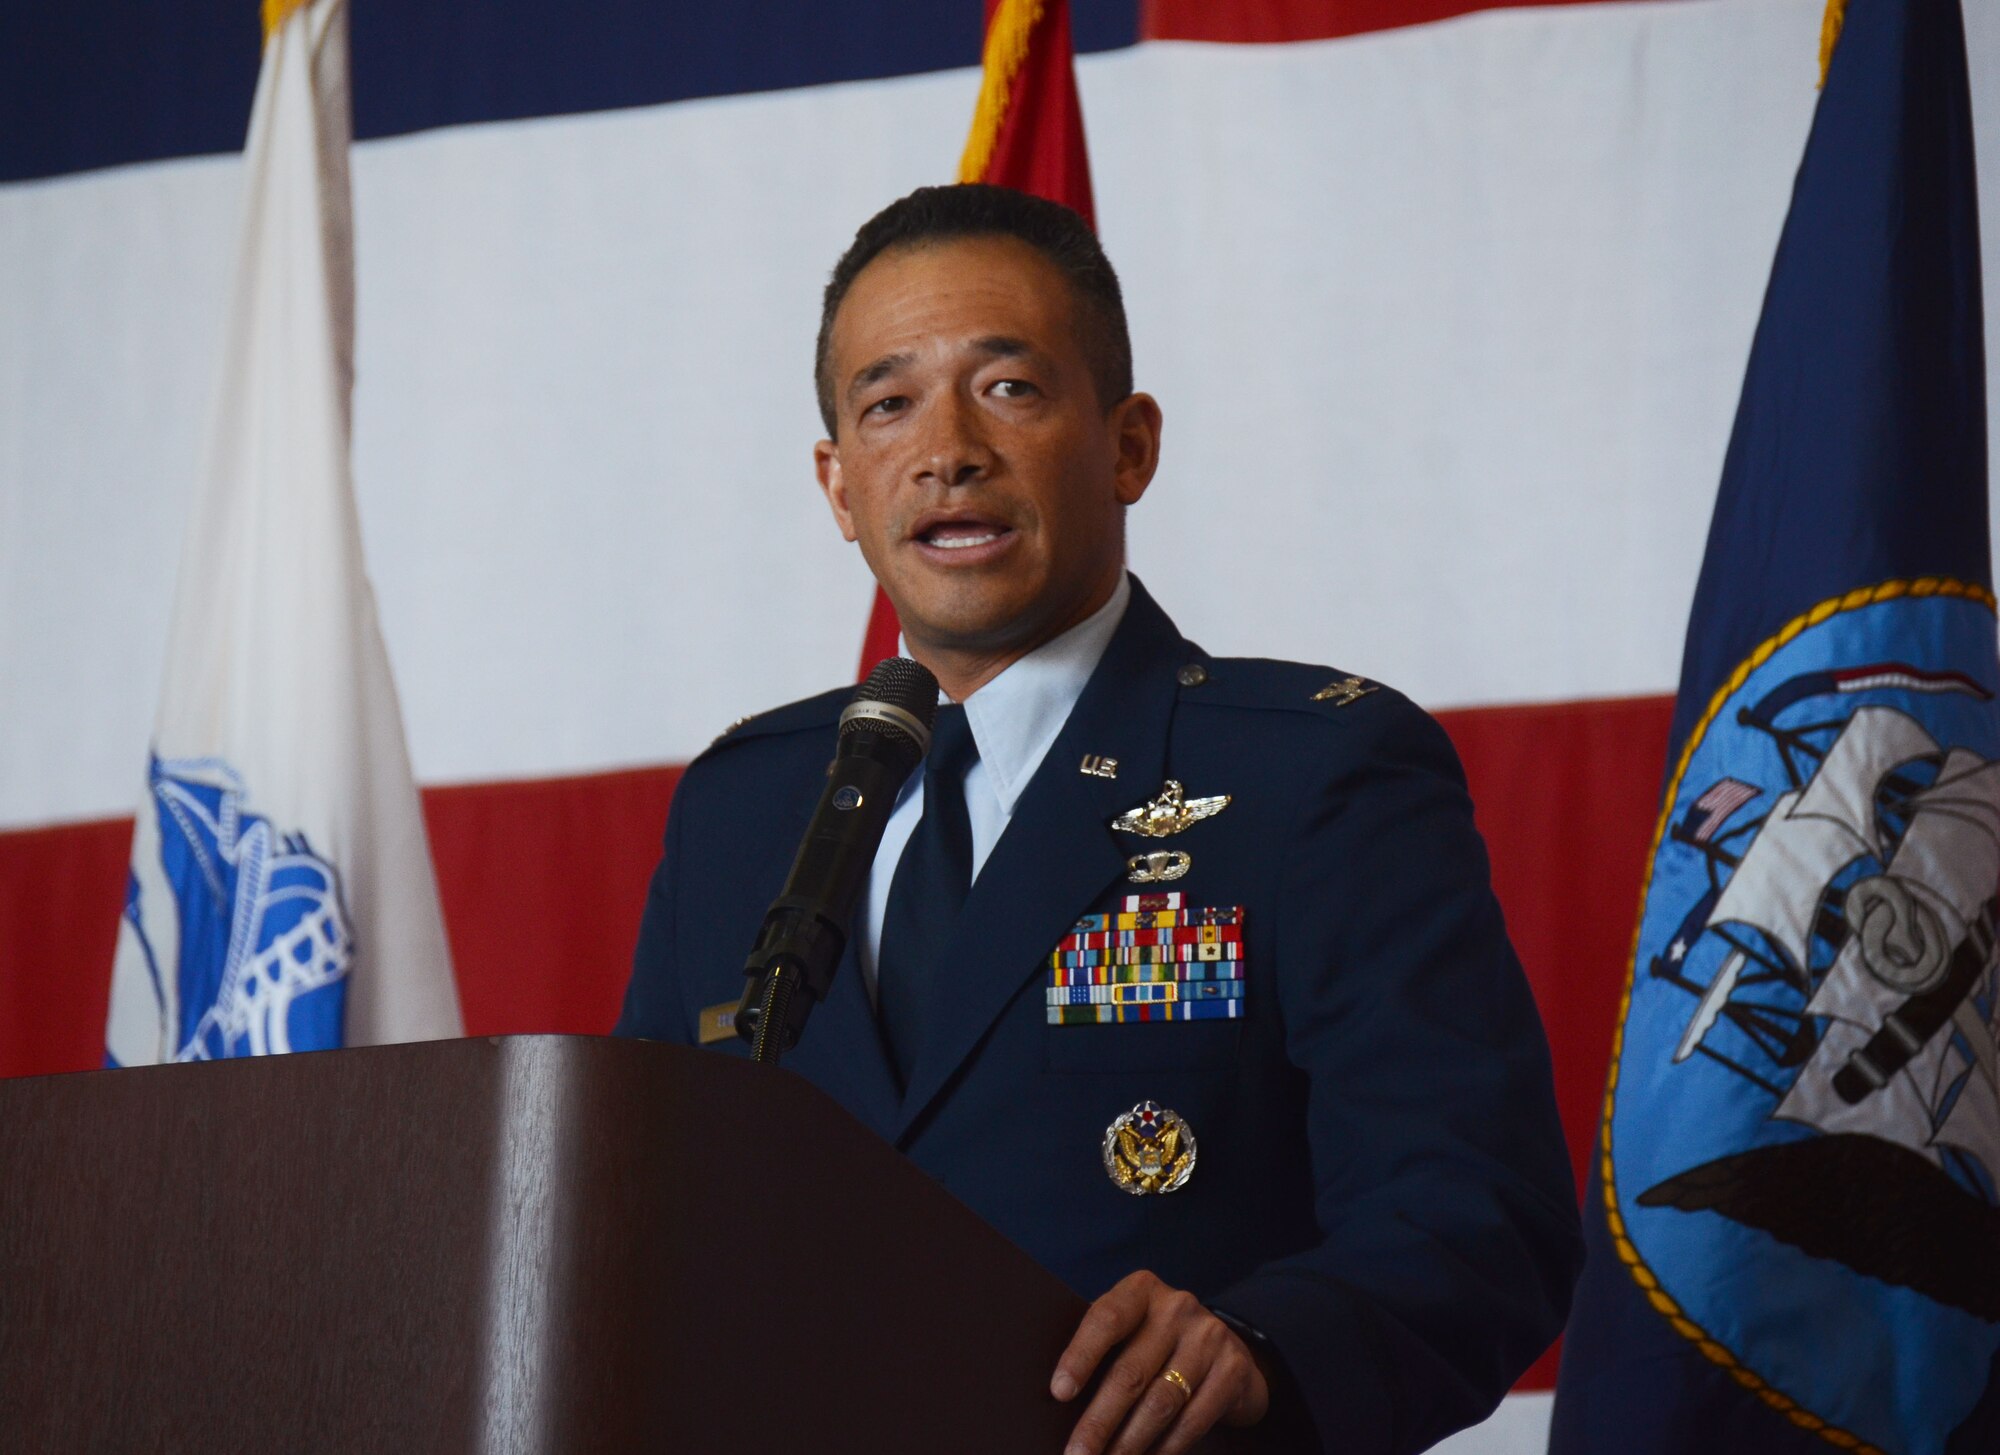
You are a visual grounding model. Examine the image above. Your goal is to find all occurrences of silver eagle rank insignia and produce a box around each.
[1311,676,1379,707]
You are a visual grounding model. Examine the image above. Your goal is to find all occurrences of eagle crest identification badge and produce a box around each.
[1102,1100,1197,1195]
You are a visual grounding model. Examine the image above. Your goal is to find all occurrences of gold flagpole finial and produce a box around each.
[263,0,311,42]
[1818,0,1847,89]
[957,0,1046,184]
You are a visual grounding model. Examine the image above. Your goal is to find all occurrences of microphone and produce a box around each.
[736,656,940,1063]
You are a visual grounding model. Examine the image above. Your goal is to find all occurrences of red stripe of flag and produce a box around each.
[1142,0,1625,45]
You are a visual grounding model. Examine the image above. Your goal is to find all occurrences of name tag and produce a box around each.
[698,1001,740,1045]
[1047,893,1245,1024]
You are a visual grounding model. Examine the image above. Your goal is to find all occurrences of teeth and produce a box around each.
[929,531,1001,550]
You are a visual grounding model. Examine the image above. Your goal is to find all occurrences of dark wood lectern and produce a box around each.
[0,1036,1248,1452]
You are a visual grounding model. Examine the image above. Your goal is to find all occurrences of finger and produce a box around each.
[1053,1271,1159,1401]
[1106,1314,1230,1455]
[1223,1340,1271,1428]
[1063,1298,1185,1455]
[1154,1351,1251,1455]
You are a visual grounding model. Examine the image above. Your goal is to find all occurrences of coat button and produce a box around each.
[1176,663,1209,688]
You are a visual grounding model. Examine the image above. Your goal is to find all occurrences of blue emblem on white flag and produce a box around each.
[103,0,460,1070]
[121,755,351,1062]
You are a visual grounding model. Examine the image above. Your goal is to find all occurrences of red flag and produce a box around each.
[957,0,1096,224]
[857,0,1098,675]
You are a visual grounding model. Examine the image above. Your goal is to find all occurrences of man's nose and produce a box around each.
[913,389,995,489]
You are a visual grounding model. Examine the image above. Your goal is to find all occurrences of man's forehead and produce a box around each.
[832,237,1074,360]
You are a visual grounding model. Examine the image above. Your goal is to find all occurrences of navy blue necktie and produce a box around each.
[876,704,977,1087]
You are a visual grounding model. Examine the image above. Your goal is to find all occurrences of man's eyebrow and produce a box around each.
[847,351,915,403]
[845,337,1043,405]
[972,335,1034,362]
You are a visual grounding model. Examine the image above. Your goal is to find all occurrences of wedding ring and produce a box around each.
[1161,1367,1194,1402]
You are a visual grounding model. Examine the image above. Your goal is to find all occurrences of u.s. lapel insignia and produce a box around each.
[1311,675,1378,706]
[1111,780,1230,838]
[1103,1100,1197,1195]
[1126,850,1190,884]
[1080,754,1120,779]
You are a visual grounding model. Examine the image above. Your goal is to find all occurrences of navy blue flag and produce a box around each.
[1549,3,2000,1454]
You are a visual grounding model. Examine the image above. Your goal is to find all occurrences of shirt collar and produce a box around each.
[903,571,1131,816]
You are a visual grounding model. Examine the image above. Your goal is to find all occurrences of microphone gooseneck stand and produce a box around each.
[737,658,938,1066]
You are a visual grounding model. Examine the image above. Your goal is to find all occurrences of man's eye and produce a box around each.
[990,379,1039,399]
[864,395,909,417]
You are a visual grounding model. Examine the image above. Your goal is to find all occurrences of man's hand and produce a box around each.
[1050,1270,1270,1455]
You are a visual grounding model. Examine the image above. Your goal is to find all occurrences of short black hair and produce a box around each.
[814,184,1133,437]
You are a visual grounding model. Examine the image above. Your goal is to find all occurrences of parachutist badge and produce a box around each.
[1126,850,1191,884]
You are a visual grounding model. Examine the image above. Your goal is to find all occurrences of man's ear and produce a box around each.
[814,439,859,543]
[1110,393,1163,507]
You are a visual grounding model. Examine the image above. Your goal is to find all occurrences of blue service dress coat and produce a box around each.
[616,577,1582,1453]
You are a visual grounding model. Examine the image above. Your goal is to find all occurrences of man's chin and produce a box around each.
[887,582,1048,655]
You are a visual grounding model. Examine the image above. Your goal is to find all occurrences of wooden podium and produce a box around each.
[0,1035,1232,1452]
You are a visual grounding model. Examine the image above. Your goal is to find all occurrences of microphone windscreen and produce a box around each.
[839,657,940,765]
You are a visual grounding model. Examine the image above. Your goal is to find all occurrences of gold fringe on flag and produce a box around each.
[263,0,311,41]
[957,0,1046,183]
[1818,0,1847,89]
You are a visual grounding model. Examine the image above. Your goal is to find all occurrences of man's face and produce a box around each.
[815,236,1159,659]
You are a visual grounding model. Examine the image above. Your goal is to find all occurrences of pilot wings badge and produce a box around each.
[1111,781,1230,838]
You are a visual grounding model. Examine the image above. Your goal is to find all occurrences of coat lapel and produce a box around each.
[786,933,902,1140]
[892,579,1190,1144]
[750,752,903,1139]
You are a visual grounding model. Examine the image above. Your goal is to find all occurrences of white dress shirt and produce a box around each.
[859,571,1132,998]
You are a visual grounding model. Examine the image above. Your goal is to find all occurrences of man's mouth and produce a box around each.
[923,524,1008,550]
[910,514,1018,557]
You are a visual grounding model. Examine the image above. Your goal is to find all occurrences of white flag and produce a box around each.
[106,0,461,1065]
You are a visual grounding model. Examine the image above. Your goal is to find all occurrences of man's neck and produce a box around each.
[906,572,1123,703]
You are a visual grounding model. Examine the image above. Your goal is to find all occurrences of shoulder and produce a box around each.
[1176,654,1426,731]
[1171,653,1463,782]
[705,684,849,746]
[680,685,848,783]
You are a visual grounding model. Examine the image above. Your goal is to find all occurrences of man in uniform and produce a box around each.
[617,185,1581,1455]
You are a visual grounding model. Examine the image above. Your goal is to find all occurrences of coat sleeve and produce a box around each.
[1210,696,1583,1454]
[614,773,695,1045]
